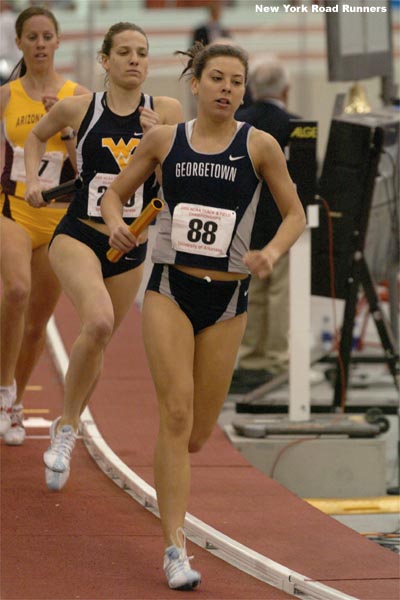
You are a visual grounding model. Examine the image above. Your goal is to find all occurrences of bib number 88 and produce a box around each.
[188,218,218,245]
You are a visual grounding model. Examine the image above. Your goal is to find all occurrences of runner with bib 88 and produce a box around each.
[101,41,305,591]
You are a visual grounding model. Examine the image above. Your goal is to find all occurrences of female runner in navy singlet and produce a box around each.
[24,22,182,492]
[100,42,306,591]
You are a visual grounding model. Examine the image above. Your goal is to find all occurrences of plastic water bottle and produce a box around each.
[321,315,333,352]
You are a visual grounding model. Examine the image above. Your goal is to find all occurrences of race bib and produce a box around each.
[87,172,143,218]
[11,146,63,188]
[171,203,236,257]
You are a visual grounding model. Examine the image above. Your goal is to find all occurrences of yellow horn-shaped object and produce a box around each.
[345,82,371,115]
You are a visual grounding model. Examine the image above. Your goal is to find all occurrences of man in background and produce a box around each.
[230,58,300,393]
[191,0,230,47]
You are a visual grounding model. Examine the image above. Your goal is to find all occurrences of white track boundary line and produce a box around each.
[46,315,358,600]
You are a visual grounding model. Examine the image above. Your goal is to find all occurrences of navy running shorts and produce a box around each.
[146,263,250,334]
[50,214,147,279]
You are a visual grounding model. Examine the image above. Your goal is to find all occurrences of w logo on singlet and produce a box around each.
[102,138,140,170]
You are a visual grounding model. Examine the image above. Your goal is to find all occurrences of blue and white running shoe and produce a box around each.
[43,417,77,491]
[163,529,201,590]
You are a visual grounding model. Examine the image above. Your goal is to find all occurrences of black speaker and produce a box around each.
[311,115,391,298]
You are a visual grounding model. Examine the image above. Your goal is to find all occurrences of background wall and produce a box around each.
[8,0,400,162]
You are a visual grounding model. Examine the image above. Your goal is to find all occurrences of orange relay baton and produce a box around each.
[106,197,164,263]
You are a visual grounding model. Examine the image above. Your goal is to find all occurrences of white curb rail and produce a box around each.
[46,315,358,600]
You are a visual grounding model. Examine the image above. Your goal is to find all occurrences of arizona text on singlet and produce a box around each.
[68,91,158,224]
[1,78,77,199]
[153,120,262,273]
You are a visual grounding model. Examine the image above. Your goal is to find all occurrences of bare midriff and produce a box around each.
[173,264,248,281]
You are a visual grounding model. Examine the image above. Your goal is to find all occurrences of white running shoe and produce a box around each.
[163,530,201,590]
[3,404,25,445]
[0,381,16,436]
[43,418,77,491]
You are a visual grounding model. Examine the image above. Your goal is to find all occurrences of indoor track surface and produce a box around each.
[1,294,399,600]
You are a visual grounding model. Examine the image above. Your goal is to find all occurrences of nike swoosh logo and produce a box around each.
[229,155,245,161]
[124,256,138,261]
[134,132,143,137]
[244,290,248,296]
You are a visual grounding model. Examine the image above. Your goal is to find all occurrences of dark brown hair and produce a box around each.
[15,5,59,38]
[176,42,248,82]
[100,22,149,57]
[8,6,59,81]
